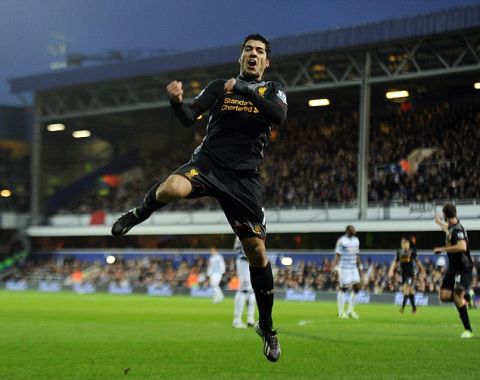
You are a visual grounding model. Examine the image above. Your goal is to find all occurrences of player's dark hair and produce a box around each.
[242,33,271,59]
[443,203,457,219]
[345,225,356,237]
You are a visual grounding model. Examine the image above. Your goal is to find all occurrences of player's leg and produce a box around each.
[464,288,474,309]
[453,272,473,338]
[439,288,454,302]
[337,287,348,318]
[454,289,473,338]
[242,237,272,327]
[210,273,224,303]
[404,279,416,313]
[233,290,247,328]
[400,283,408,313]
[337,269,348,318]
[218,174,280,362]
[408,292,416,313]
[346,269,360,319]
[111,174,192,235]
[242,236,281,361]
[439,270,454,303]
[247,291,256,326]
[347,281,360,319]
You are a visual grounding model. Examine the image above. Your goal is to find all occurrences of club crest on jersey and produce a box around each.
[258,87,267,97]
[185,168,199,179]
[252,224,262,234]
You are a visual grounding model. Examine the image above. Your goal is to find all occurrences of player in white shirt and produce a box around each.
[334,225,361,319]
[232,237,256,328]
[207,247,226,303]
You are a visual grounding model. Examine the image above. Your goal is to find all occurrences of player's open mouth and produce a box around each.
[247,58,257,68]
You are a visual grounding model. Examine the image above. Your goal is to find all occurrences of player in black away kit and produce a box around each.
[434,203,474,339]
[388,237,425,313]
[112,33,287,361]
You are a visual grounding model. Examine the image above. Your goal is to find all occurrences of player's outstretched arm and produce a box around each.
[434,214,448,234]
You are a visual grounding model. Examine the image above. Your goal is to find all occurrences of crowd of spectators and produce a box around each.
[55,98,480,214]
[3,254,478,294]
[369,102,480,203]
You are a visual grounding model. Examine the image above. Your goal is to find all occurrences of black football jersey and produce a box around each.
[445,221,473,272]
[396,248,417,276]
[191,78,287,170]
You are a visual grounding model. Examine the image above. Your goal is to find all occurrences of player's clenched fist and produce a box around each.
[224,78,236,94]
[167,81,183,103]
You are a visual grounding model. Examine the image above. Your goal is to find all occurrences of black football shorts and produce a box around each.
[401,274,414,286]
[173,153,266,239]
[441,269,473,291]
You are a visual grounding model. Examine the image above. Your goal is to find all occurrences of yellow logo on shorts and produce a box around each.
[253,224,262,234]
[258,87,267,97]
[185,168,199,179]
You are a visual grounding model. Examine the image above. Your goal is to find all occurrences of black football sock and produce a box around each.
[456,305,472,331]
[402,295,408,308]
[409,294,416,309]
[250,262,274,332]
[136,183,167,219]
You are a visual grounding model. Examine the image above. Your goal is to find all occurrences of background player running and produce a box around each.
[111,33,287,361]
[388,237,425,313]
[434,203,474,339]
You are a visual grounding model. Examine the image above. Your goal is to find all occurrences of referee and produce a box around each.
[112,33,287,361]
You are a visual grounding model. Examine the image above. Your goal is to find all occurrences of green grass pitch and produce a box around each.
[0,291,478,380]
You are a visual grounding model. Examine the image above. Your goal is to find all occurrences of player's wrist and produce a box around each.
[169,96,182,104]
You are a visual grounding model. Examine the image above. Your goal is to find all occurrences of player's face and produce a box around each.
[401,240,410,250]
[239,40,270,80]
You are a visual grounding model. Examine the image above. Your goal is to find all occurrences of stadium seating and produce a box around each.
[45,99,480,214]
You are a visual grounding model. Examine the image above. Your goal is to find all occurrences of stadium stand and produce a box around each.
[42,97,480,213]
[2,253,478,294]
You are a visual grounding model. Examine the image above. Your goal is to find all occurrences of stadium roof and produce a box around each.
[9,4,480,94]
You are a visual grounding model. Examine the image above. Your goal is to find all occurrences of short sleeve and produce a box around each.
[453,228,466,242]
[335,238,342,255]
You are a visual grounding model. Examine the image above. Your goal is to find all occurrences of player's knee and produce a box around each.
[341,286,349,293]
[453,289,465,304]
[439,290,453,302]
[157,175,192,201]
